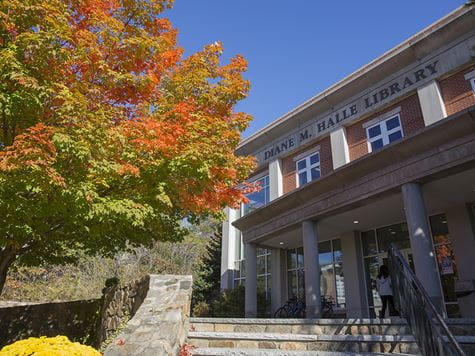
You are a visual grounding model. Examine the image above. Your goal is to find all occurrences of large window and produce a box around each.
[242,175,270,215]
[257,248,271,311]
[429,213,460,317]
[286,239,345,308]
[296,152,320,187]
[319,239,345,308]
[286,247,305,300]
[366,114,403,152]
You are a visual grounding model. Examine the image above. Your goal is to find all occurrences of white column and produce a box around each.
[402,183,444,310]
[341,231,369,318]
[446,205,475,317]
[271,249,286,314]
[417,80,447,126]
[244,243,257,317]
[220,207,237,290]
[269,158,283,200]
[330,127,350,169]
[302,220,321,318]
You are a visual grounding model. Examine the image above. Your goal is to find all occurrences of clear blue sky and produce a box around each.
[167,1,466,137]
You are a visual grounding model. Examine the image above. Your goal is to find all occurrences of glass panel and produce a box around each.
[257,276,266,294]
[335,260,345,307]
[435,244,458,302]
[257,248,266,256]
[368,125,381,138]
[364,257,381,310]
[257,255,266,275]
[287,249,297,270]
[297,159,306,171]
[242,176,269,215]
[297,269,305,299]
[371,139,384,151]
[386,116,400,131]
[361,230,377,256]
[287,271,298,299]
[320,262,335,301]
[298,172,307,186]
[234,261,241,280]
[310,153,319,165]
[388,130,402,143]
[266,254,271,275]
[430,214,450,245]
[241,260,246,278]
[377,223,410,253]
[318,241,333,266]
[297,247,304,269]
[310,167,320,181]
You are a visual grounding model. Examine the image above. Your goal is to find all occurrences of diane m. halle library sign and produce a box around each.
[256,34,475,165]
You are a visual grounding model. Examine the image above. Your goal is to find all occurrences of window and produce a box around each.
[366,114,403,152]
[470,77,475,93]
[242,175,270,215]
[296,152,320,187]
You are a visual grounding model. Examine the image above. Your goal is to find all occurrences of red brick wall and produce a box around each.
[347,94,425,161]
[281,136,333,194]
[439,65,475,116]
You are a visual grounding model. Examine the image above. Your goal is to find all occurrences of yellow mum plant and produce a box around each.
[0,336,101,355]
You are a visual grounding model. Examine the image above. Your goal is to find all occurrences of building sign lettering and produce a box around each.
[260,58,442,163]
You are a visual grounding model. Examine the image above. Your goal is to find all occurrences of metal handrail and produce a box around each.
[387,243,465,356]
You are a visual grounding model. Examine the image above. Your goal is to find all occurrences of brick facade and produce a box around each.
[281,136,333,194]
[439,65,475,116]
[347,94,425,161]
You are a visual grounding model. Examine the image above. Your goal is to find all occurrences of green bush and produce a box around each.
[211,285,270,318]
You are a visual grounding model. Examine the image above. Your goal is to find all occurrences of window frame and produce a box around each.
[241,174,270,216]
[366,114,404,153]
[295,151,321,188]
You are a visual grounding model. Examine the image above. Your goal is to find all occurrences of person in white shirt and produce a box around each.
[376,265,397,318]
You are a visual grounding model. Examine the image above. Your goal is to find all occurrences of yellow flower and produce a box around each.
[0,336,101,355]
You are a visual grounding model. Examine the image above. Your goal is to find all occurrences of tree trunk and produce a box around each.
[0,247,18,296]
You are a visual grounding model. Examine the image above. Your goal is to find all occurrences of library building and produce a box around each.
[220,5,475,319]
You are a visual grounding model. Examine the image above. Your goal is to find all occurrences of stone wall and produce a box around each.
[0,299,101,348]
[0,275,151,349]
[105,275,193,356]
[97,275,150,346]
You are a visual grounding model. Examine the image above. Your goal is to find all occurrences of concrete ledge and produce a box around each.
[190,318,407,325]
[188,332,416,343]
[191,348,409,356]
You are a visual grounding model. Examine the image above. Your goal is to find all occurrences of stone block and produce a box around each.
[235,324,266,333]
[208,340,235,348]
[236,340,260,348]
[214,324,235,332]
[279,341,307,350]
[258,341,278,349]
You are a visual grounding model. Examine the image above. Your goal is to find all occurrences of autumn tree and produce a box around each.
[0,0,255,294]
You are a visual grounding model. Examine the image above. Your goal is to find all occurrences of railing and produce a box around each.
[388,243,465,356]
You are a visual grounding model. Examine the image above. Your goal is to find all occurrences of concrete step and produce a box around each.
[187,332,420,354]
[446,318,475,336]
[189,318,410,336]
[191,348,415,356]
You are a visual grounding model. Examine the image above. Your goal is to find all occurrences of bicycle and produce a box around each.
[321,295,334,317]
[273,296,306,318]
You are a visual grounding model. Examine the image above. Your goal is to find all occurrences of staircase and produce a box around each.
[187,317,420,355]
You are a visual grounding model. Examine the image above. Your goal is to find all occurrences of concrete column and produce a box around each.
[271,248,286,314]
[220,207,237,290]
[446,204,475,317]
[330,127,350,169]
[269,158,283,200]
[341,231,369,318]
[302,220,321,318]
[244,243,257,317]
[417,80,447,126]
[402,183,444,311]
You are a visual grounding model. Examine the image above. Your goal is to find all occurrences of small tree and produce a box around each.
[0,0,255,294]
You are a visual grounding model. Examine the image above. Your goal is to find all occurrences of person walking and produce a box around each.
[376,265,397,318]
